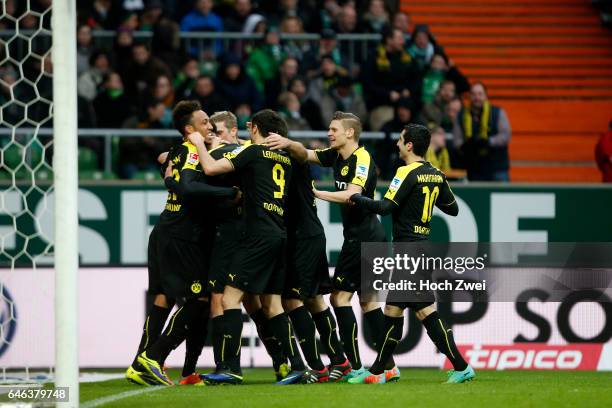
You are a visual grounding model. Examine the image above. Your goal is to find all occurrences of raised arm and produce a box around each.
[265,133,321,164]
[313,183,363,204]
[349,193,397,216]
[164,163,238,200]
[187,132,234,176]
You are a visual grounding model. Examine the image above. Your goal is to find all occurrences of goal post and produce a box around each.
[52,0,79,405]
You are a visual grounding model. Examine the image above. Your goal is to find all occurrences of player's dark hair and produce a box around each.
[402,124,430,157]
[251,109,288,138]
[332,111,362,141]
[172,100,201,136]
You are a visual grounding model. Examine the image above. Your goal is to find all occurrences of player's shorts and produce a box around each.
[283,234,332,299]
[207,220,245,293]
[148,225,208,299]
[227,235,287,295]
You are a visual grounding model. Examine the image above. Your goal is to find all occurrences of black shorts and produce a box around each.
[148,225,208,299]
[333,239,361,293]
[207,220,245,293]
[227,235,287,295]
[386,300,435,311]
[283,234,332,299]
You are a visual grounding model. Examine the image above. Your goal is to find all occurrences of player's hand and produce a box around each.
[187,131,205,147]
[164,161,173,179]
[209,134,222,149]
[157,151,169,165]
[265,133,290,150]
[231,187,243,204]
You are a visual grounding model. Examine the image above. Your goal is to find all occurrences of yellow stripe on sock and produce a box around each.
[142,316,150,349]
[438,319,455,359]
[377,325,395,362]
[352,323,359,365]
[166,306,183,336]
[326,316,336,354]
[221,337,226,362]
[288,322,294,356]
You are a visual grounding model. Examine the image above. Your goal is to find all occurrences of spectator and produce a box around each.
[288,76,324,130]
[280,16,310,60]
[174,57,201,100]
[320,75,367,126]
[149,74,174,127]
[224,0,253,32]
[150,17,182,74]
[381,97,420,134]
[420,53,447,104]
[139,0,163,31]
[361,0,390,33]
[190,75,229,114]
[119,12,140,31]
[420,80,458,130]
[215,54,263,112]
[595,121,612,182]
[78,50,111,102]
[180,0,224,55]
[264,56,299,108]
[425,126,451,172]
[408,26,443,75]
[112,29,134,78]
[123,42,172,105]
[80,0,116,29]
[301,28,348,79]
[361,27,418,130]
[307,54,343,106]
[76,24,93,76]
[262,0,319,31]
[93,72,132,128]
[453,82,511,181]
[333,4,359,35]
[278,91,311,131]
[392,11,412,37]
[246,28,286,93]
[235,103,252,129]
[378,97,420,178]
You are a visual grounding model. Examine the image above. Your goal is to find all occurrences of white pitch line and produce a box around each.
[81,386,168,408]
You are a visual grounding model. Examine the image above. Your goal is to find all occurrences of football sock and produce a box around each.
[334,306,362,370]
[288,306,325,370]
[145,299,200,364]
[182,300,210,377]
[221,308,243,374]
[369,315,403,375]
[312,308,346,365]
[422,312,468,371]
[250,309,286,369]
[211,315,225,368]
[364,308,396,370]
[268,313,306,371]
[133,304,172,367]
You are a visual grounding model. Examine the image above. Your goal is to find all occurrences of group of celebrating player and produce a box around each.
[125,100,476,387]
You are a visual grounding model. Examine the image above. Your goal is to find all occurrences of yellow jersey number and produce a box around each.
[421,186,439,223]
[272,163,285,198]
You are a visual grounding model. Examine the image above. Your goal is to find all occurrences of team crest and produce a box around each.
[341,165,349,176]
[190,282,202,294]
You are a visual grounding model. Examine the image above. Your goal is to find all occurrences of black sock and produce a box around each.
[369,315,403,375]
[146,300,199,363]
[312,308,345,365]
[334,306,361,370]
[364,308,396,370]
[133,304,172,367]
[288,306,324,370]
[211,315,225,369]
[182,300,210,377]
[221,309,243,374]
[422,312,468,371]
[250,309,286,369]
[268,313,306,371]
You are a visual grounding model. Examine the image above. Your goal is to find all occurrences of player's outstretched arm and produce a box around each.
[350,193,396,215]
[435,180,459,216]
[314,183,363,204]
[265,133,320,164]
[188,131,234,176]
[164,163,238,200]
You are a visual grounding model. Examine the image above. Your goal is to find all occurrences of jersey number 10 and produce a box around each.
[421,186,439,223]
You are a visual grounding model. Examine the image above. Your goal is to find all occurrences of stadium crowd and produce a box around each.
[1,0,513,181]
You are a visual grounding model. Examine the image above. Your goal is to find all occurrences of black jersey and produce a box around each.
[286,160,324,240]
[315,146,382,241]
[226,143,293,236]
[157,142,207,242]
[383,161,456,241]
[208,142,243,222]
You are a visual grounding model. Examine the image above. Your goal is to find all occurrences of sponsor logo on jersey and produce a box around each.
[356,164,368,178]
[389,177,402,192]
[445,344,604,371]
[187,152,199,165]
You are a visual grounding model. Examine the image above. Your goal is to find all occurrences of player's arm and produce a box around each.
[314,183,362,204]
[349,194,396,215]
[265,133,321,164]
[435,179,459,216]
[187,132,234,176]
[163,159,239,200]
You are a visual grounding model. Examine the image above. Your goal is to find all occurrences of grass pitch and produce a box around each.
[74,368,612,408]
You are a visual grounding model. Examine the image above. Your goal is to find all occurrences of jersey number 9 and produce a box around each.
[272,163,285,198]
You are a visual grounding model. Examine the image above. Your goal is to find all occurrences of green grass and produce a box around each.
[80,369,612,408]
[3,369,611,407]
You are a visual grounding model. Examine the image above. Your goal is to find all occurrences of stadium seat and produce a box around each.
[78,147,99,172]
[132,170,160,181]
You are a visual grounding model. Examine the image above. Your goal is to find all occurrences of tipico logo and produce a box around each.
[0,285,17,358]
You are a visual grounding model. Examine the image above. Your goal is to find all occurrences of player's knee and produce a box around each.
[359,301,380,313]
[415,304,436,321]
[282,298,303,313]
[384,304,404,317]
[330,291,351,307]
[153,294,170,308]
[222,294,241,310]
[304,296,327,314]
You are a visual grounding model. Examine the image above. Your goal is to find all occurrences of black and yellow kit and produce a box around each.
[315,146,385,292]
[150,141,237,299]
[284,160,332,299]
[225,143,293,294]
